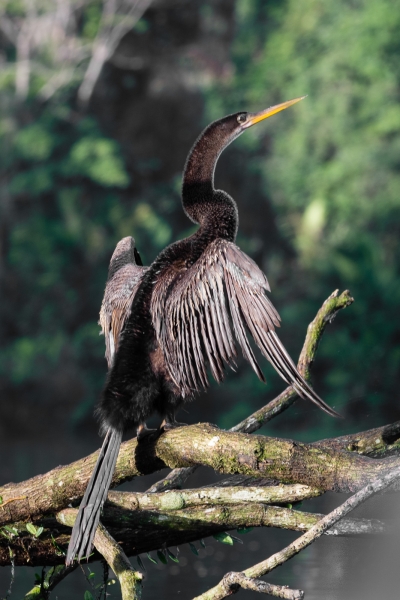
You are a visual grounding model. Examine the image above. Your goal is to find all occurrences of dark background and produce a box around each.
[1,0,400,597]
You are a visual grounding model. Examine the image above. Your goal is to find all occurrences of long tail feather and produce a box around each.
[66,428,123,565]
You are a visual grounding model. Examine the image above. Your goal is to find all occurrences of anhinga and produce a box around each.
[66,96,339,565]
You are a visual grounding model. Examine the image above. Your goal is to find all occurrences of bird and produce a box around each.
[66,95,340,565]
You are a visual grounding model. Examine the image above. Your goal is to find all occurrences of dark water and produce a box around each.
[1,435,400,600]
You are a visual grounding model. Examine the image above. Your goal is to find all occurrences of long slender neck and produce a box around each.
[181,120,238,241]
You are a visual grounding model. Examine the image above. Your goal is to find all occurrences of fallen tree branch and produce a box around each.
[0,499,388,566]
[194,463,400,599]
[2,421,400,527]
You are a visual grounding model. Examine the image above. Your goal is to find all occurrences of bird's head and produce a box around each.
[211,95,307,148]
[182,95,307,224]
[107,236,141,280]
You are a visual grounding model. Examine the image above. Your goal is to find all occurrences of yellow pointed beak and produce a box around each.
[244,96,306,128]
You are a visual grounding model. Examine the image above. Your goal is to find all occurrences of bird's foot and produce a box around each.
[160,416,187,432]
[136,423,158,442]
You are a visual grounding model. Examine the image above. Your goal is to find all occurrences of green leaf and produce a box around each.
[0,530,10,540]
[157,549,168,565]
[84,591,94,600]
[0,496,3,505]
[146,552,158,564]
[25,584,41,597]
[213,532,234,545]
[34,573,41,583]
[286,503,293,509]
[236,527,253,534]
[88,572,95,579]
[167,549,179,563]
[4,525,18,536]
[26,523,43,538]
[189,542,199,556]
[26,523,38,536]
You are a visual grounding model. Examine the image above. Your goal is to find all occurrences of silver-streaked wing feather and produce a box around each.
[151,238,339,417]
[99,260,148,368]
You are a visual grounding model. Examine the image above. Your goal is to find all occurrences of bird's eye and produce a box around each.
[237,113,247,124]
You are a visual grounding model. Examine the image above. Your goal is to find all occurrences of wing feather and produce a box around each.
[151,238,339,417]
[99,263,148,368]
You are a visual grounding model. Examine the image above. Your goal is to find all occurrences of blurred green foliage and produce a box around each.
[1,0,400,439]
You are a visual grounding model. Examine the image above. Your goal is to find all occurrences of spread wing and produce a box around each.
[151,238,339,417]
[99,262,148,368]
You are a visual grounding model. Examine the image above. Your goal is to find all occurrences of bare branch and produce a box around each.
[58,509,142,599]
[15,24,31,99]
[106,484,322,511]
[195,463,400,600]
[0,496,389,566]
[147,465,197,493]
[201,572,303,599]
[92,523,142,600]
[77,0,153,107]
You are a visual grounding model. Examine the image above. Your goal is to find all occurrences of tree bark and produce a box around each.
[1,422,400,529]
[0,500,387,566]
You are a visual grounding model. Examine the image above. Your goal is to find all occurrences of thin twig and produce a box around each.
[46,564,78,593]
[4,548,15,600]
[0,496,27,510]
[24,565,78,599]
[194,463,400,599]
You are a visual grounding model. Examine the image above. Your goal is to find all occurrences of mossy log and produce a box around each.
[1,422,400,530]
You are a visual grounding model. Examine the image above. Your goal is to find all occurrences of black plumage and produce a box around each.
[66,97,339,565]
